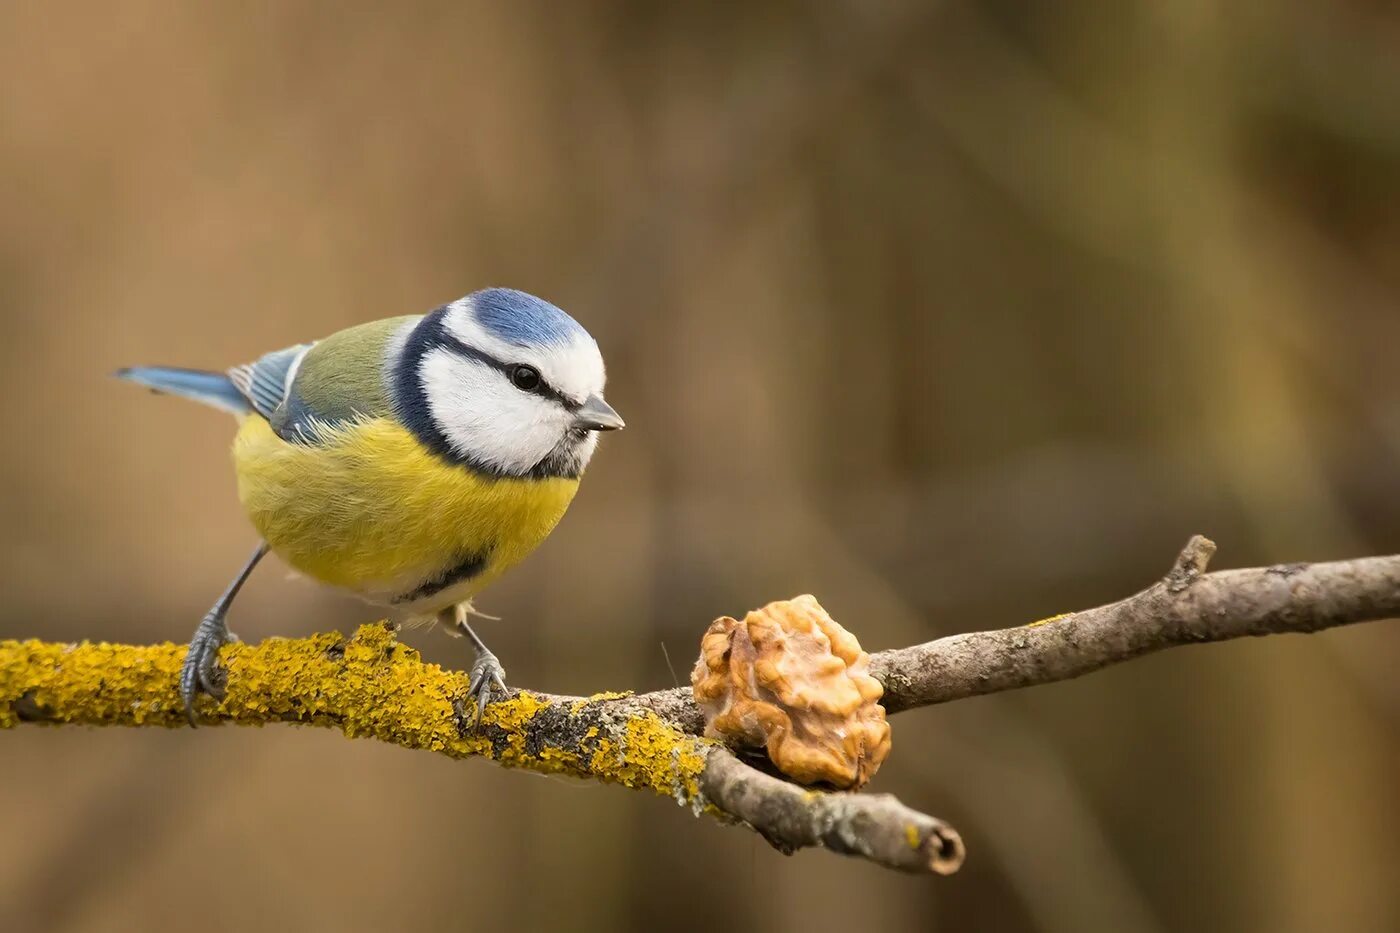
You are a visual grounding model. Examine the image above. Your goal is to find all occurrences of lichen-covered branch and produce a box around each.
[3,536,1398,876]
[0,623,711,804]
[0,621,951,874]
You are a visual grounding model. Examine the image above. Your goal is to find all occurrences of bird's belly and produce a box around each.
[232,416,580,609]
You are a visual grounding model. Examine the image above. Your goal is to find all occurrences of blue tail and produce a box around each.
[115,366,250,415]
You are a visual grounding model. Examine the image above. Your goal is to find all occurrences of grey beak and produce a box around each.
[575,394,625,432]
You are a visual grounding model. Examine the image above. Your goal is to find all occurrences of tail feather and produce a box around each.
[115,366,250,415]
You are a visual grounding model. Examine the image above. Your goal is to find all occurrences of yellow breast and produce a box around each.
[232,416,580,608]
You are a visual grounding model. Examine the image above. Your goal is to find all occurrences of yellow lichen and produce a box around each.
[586,716,708,802]
[568,690,634,715]
[0,623,711,807]
[1026,613,1072,628]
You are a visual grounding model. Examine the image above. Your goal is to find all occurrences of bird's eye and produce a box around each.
[510,364,541,392]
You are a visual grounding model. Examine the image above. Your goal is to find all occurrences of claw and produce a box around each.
[466,651,508,726]
[180,611,234,727]
[441,602,509,729]
[196,659,216,697]
[198,662,226,700]
[179,543,267,727]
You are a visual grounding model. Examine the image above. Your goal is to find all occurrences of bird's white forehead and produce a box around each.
[441,297,606,403]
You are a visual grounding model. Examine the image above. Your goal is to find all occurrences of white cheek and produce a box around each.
[421,349,567,474]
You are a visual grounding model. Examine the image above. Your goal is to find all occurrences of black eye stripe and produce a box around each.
[436,333,578,410]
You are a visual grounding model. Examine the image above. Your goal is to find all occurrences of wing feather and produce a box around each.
[227,344,313,421]
[228,315,417,444]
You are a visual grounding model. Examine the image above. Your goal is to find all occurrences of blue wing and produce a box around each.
[118,343,312,424]
[227,344,313,421]
[121,317,407,444]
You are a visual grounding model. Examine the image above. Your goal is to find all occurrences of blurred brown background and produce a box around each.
[3,2,1399,932]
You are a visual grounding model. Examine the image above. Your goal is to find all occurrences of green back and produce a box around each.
[271,315,419,440]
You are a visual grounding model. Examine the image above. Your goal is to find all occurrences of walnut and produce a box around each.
[691,595,891,789]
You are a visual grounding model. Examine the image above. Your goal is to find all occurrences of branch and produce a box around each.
[871,535,1400,712]
[3,536,1397,876]
[0,620,965,874]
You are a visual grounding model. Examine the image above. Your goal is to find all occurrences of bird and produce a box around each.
[117,287,624,725]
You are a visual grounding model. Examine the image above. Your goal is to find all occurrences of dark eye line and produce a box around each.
[437,333,579,410]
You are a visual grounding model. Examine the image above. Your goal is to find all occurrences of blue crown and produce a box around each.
[470,287,585,348]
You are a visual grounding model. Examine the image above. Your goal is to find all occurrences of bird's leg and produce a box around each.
[181,542,268,726]
[439,602,508,724]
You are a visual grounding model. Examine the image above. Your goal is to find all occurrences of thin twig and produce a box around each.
[872,535,1400,713]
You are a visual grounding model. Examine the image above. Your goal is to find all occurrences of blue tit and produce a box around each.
[117,287,624,724]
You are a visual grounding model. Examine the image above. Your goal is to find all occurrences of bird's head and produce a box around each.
[394,288,623,479]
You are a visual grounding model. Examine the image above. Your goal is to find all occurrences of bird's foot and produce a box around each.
[466,650,508,726]
[180,611,238,727]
